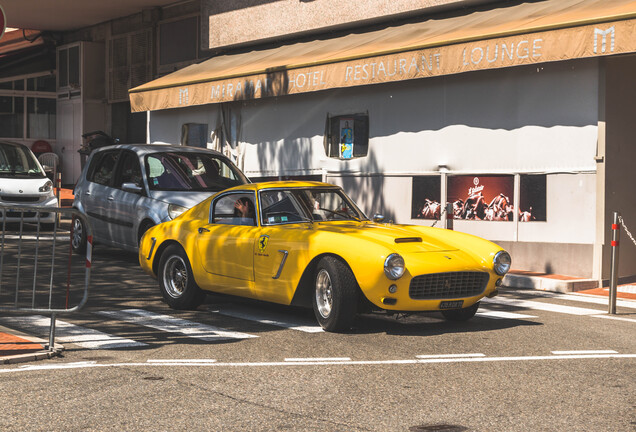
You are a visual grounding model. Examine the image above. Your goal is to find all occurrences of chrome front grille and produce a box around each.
[409,271,490,300]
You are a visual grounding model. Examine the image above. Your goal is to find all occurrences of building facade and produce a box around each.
[2,0,636,284]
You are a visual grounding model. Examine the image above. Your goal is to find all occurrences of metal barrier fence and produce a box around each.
[0,204,92,351]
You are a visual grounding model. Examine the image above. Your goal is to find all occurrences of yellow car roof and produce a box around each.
[228,180,339,192]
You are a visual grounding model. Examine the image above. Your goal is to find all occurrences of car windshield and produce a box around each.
[145,152,247,191]
[0,143,45,178]
[260,187,366,225]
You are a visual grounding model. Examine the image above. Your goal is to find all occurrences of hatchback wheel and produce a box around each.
[71,216,87,254]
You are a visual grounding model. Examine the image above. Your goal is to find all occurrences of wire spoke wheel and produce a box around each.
[163,255,188,299]
[312,256,358,332]
[158,245,205,309]
[315,269,333,318]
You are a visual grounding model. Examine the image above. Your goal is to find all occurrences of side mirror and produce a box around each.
[373,214,385,223]
[122,182,144,194]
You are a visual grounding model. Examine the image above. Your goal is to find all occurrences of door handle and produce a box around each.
[84,191,91,196]
[107,196,114,201]
[198,227,210,234]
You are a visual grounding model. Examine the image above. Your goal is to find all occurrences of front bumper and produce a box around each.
[0,196,58,224]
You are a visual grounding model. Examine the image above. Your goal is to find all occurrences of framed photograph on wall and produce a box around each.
[411,176,441,220]
[448,175,514,221]
[519,174,547,221]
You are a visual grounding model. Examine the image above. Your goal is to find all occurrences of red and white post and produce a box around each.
[609,212,620,314]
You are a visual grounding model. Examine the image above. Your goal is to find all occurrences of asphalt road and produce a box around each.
[1,235,635,432]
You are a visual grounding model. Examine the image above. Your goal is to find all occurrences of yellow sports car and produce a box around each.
[139,181,511,332]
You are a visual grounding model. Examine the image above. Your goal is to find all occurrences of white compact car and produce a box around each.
[0,141,58,229]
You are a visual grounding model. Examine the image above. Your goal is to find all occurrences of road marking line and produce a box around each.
[284,357,351,362]
[147,359,217,364]
[0,315,147,349]
[483,297,604,315]
[416,353,485,359]
[591,314,636,323]
[4,353,636,374]
[476,309,537,320]
[97,309,258,341]
[551,350,617,355]
[208,306,324,333]
[511,290,636,310]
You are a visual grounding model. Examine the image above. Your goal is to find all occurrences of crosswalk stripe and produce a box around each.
[2,315,147,349]
[208,305,324,333]
[482,297,604,315]
[97,309,258,341]
[522,290,636,310]
[476,308,537,320]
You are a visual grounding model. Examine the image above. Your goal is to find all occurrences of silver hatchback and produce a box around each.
[71,144,249,252]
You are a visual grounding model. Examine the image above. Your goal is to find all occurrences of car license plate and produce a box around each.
[439,300,464,309]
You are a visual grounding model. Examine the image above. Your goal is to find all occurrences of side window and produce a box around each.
[116,151,143,188]
[211,193,256,226]
[87,151,119,186]
[260,191,305,225]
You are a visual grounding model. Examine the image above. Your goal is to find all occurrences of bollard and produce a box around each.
[445,202,454,230]
[48,313,56,352]
[608,212,620,314]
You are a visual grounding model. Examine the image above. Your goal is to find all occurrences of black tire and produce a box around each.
[441,301,480,322]
[158,244,205,310]
[71,215,87,254]
[312,256,358,332]
[137,220,155,246]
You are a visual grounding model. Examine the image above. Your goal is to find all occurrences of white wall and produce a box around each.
[148,58,600,248]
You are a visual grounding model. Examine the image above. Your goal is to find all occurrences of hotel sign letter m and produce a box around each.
[594,27,615,54]
[179,88,189,105]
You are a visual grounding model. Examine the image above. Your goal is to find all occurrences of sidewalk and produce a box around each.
[0,325,61,364]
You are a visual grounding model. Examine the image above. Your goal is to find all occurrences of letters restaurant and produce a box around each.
[129,0,636,285]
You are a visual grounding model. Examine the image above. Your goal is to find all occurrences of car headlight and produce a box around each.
[493,251,511,276]
[168,204,188,220]
[384,253,405,280]
[39,180,53,193]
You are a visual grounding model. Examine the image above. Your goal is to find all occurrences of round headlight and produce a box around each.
[168,204,188,220]
[384,253,405,280]
[493,251,511,276]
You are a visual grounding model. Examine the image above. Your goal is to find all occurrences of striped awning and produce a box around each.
[129,0,636,112]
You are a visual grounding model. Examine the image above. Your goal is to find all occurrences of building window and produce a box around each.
[27,97,56,139]
[181,123,208,148]
[324,113,369,159]
[0,73,56,140]
[108,30,152,103]
[158,16,199,73]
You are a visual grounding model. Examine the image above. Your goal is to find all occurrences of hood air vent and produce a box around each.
[395,237,422,243]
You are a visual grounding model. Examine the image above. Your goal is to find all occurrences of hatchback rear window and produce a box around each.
[146,152,246,192]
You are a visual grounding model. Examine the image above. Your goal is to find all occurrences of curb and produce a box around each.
[0,325,64,365]
[503,273,599,293]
